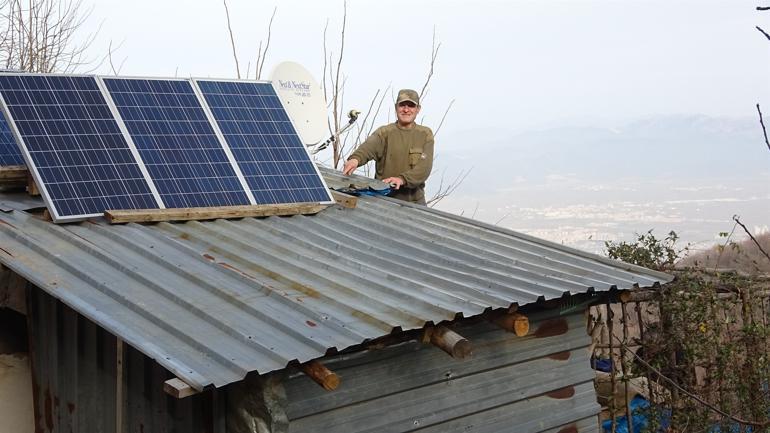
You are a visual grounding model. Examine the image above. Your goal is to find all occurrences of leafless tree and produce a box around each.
[0,0,100,73]
[222,0,276,80]
[320,6,467,205]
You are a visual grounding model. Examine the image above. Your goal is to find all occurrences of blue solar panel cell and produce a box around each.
[103,78,251,208]
[196,80,332,205]
[0,113,24,165]
[0,74,159,220]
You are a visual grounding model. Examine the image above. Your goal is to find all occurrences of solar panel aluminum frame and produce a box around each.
[0,73,163,222]
[100,75,257,208]
[191,77,335,205]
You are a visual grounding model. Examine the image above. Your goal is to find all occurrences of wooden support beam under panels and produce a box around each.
[105,203,329,224]
[329,190,357,209]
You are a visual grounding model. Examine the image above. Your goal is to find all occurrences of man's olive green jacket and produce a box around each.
[348,122,434,204]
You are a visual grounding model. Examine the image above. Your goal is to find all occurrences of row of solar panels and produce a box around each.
[0,74,334,222]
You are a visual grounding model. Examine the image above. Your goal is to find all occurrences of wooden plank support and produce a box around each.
[425,325,473,359]
[105,203,329,224]
[0,165,28,188]
[492,312,530,337]
[163,377,201,399]
[300,360,340,391]
[26,171,40,196]
[330,190,357,209]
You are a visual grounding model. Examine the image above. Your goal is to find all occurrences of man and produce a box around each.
[342,89,434,205]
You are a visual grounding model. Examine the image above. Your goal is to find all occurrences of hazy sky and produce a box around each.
[85,0,770,134]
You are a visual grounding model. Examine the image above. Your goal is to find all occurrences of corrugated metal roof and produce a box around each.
[0,191,43,212]
[0,169,671,391]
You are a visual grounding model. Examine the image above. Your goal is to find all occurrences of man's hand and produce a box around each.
[383,176,405,190]
[342,158,359,176]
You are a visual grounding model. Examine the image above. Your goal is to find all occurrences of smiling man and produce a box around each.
[342,89,435,205]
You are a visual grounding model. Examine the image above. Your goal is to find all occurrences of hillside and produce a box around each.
[437,114,768,194]
[678,232,770,274]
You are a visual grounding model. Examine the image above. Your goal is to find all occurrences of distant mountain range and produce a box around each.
[437,114,769,194]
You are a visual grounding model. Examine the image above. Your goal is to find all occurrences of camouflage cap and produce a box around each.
[396,89,420,106]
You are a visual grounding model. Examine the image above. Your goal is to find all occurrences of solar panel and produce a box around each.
[102,78,251,208]
[0,74,160,221]
[194,80,333,205]
[0,111,25,166]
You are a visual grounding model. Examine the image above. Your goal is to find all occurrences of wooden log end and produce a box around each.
[430,326,473,359]
[618,290,632,303]
[493,312,530,337]
[451,339,473,359]
[163,377,199,399]
[300,360,340,391]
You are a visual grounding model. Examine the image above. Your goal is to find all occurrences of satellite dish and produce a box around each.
[270,62,327,145]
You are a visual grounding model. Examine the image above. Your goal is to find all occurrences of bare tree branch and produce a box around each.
[419,26,440,102]
[757,25,770,41]
[106,39,127,76]
[757,104,770,152]
[0,0,99,73]
[223,0,240,78]
[321,19,329,103]
[426,167,471,207]
[733,215,770,264]
[432,98,454,139]
[330,0,347,168]
[255,6,276,80]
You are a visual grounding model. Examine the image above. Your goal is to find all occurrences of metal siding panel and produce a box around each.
[286,311,588,418]
[542,416,601,433]
[26,288,220,433]
[413,382,599,433]
[283,312,600,433]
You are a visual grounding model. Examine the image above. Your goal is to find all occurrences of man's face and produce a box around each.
[396,101,420,126]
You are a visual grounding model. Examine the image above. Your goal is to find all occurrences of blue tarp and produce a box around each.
[602,396,670,433]
[333,186,392,197]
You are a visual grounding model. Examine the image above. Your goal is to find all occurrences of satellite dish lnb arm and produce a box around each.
[311,109,361,154]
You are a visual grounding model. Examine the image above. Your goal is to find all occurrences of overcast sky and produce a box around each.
[85,0,770,134]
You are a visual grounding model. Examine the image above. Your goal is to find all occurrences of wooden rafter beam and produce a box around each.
[425,325,473,359]
[300,360,340,391]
